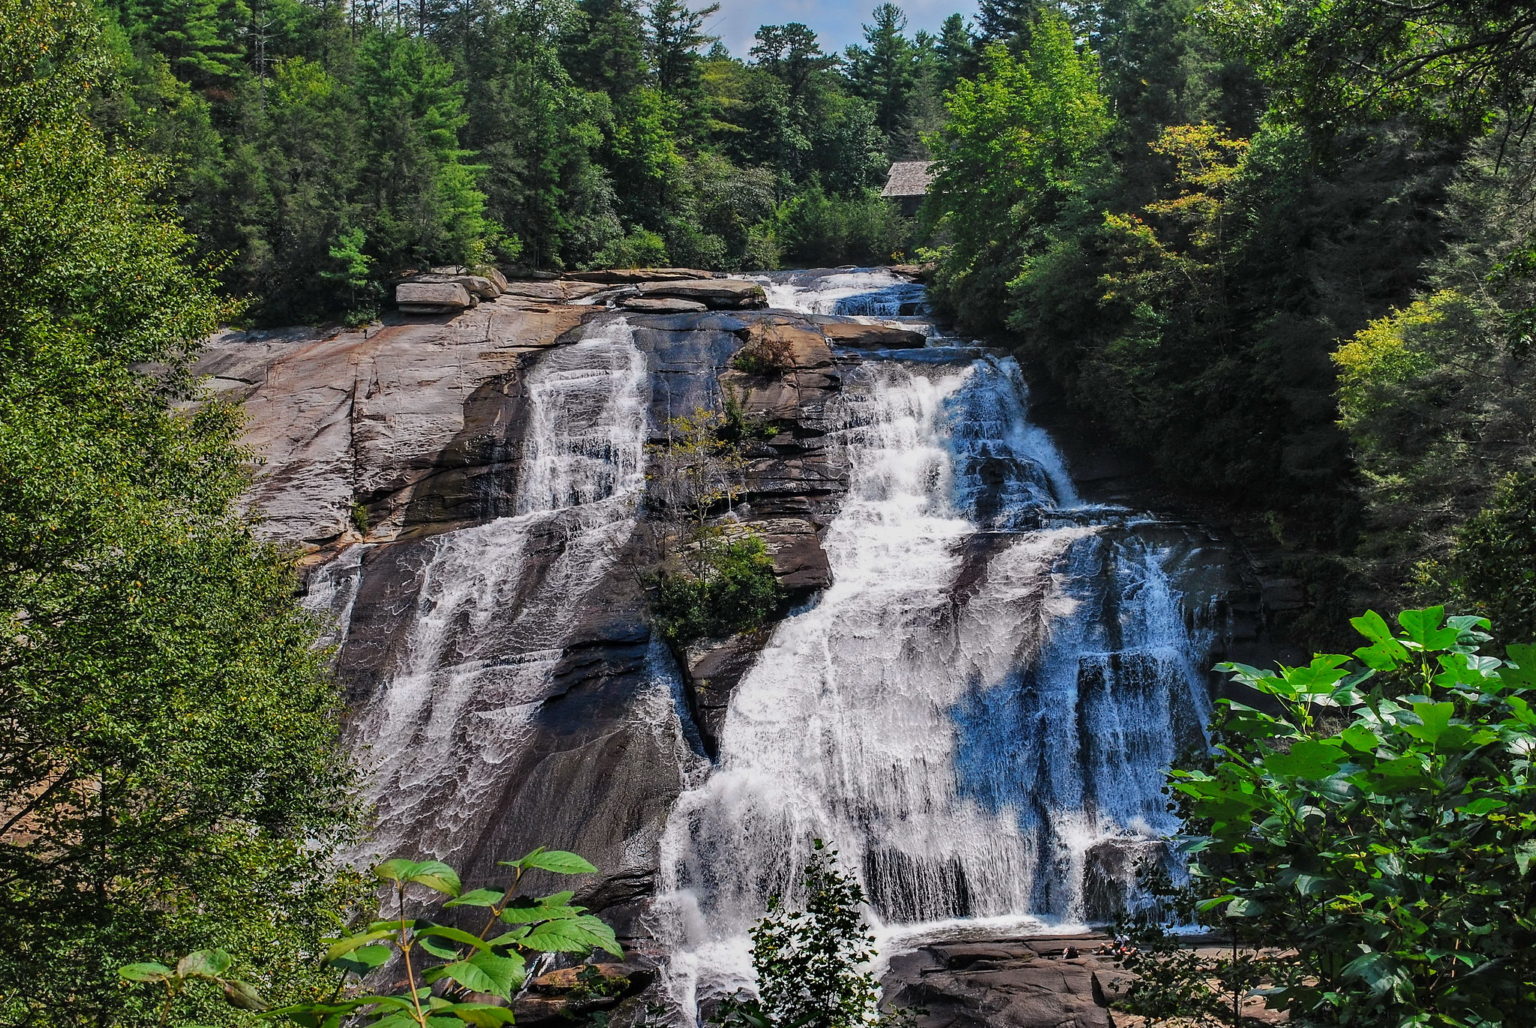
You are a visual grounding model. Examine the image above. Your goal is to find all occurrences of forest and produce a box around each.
[5,0,1536,1023]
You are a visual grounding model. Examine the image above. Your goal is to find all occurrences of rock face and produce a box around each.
[883,938,1121,1028]
[197,295,860,926]
[198,304,590,546]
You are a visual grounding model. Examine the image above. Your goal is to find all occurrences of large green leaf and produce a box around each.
[448,951,527,999]
[406,860,463,897]
[1398,606,1457,650]
[445,1003,517,1027]
[222,979,268,1011]
[497,892,582,924]
[324,929,395,963]
[1341,950,1406,998]
[520,914,623,957]
[375,858,420,883]
[445,888,505,909]
[1263,738,1346,779]
[1404,701,1455,745]
[332,944,392,976]
[119,962,172,983]
[416,924,490,951]
[513,850,598,875]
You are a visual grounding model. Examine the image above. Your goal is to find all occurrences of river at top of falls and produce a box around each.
[309,318,652,863]
[654,269,1214,1010]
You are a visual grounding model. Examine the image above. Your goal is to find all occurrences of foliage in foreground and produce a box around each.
[718,841,906,1028]
[0,1,358,1022]
[123,849,621,1028]
[1172,607,1536,1025]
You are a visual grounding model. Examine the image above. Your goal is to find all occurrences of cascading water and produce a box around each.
[655,271,1215,1009]
[310,318,650,862]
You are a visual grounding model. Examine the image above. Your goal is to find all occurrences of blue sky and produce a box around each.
[703,0,980,57]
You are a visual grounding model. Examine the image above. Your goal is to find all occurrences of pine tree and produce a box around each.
[562,0,650,96]
[843,2,917,150]
[975,0,1048,52]
[109,0,250,86]
[750,22,832,107]
[648,0,719,124]
[934,12,977,89]
[354,28,494,270]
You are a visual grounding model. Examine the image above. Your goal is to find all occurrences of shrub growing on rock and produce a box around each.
[653,532,782,645]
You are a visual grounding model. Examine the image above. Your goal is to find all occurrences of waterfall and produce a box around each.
[311,318,650,862]
[655,271,1214,1008]
[756,270,929,317]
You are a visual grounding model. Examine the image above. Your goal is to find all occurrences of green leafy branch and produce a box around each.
[122,848,621,1028]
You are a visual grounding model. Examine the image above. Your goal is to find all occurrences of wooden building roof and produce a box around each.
[881,161,935,198]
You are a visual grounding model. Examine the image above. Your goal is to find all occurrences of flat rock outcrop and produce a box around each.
[815,317,928,349]
[410,271,502,301]
[636,278,767,310]
[883,937,1120,1028]
[621,296,709,314]
[499,279,610,304]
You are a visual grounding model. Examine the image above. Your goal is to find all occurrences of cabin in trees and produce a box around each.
[882,161,934,217]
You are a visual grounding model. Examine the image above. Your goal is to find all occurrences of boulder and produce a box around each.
[565,267,716,284]
[682,632,770,755]
[752,516,833,591]
[482,266,510,292]
[514,961,655,1026]
[621,296,709,314]
[528,962,644,993]
[396,281,475,314]
[817,319,928,350]
[636,278,767,310]
[418,271,502,300]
